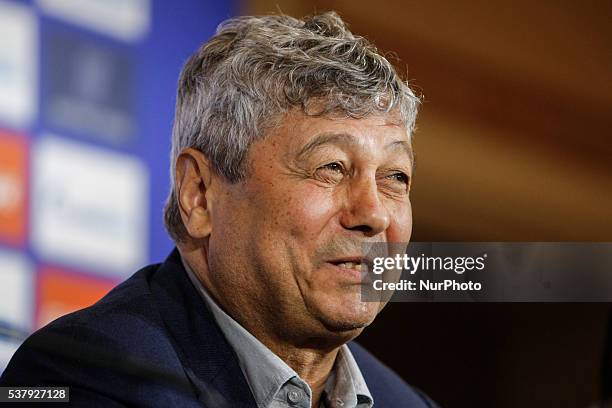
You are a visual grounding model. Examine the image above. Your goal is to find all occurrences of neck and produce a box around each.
[268,341,339,408]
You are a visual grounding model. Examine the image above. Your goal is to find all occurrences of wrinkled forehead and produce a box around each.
[273,109,413,163]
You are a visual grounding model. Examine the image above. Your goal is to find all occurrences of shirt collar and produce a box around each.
[182,256,373,408]
[325,346,373,407]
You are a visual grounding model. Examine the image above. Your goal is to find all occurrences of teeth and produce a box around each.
[337,262,362,271]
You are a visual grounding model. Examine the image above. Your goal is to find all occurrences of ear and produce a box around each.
[175,148,214,239]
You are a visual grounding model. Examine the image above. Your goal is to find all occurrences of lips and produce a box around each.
[325,257,373,283]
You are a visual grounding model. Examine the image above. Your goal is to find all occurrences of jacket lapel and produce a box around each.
[149,249,257,408]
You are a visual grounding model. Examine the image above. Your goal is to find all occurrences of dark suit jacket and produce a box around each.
[1,249,438,407]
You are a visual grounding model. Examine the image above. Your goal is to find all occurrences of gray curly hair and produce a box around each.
[164,11,420,242]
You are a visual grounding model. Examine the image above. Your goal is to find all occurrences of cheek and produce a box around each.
[387,200,413,242]
[285,186,337,238]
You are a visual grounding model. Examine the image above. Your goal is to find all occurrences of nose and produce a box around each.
[339,177,390,237]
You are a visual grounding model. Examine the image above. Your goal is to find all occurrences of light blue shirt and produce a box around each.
[182,258,374,408]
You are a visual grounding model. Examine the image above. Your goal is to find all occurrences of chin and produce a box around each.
[319,316,370,334]
[310,294,382,334]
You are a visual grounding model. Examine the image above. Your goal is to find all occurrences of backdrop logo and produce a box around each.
[0,250,34,371]
[0,1,37,128]
[36,266,116,328]
[0,250,34,332]
[44,30,137,146]
[32,135,149,276]
[0,132,28,246]
[37,0,150,42]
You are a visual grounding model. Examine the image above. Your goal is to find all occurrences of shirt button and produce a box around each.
[287,390,302,404]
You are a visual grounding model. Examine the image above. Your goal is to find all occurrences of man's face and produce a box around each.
[207,109,413,343]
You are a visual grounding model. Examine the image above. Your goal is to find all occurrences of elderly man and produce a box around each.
[1,12,437,408]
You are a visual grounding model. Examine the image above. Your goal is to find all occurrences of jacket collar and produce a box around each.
[148,248,257,408]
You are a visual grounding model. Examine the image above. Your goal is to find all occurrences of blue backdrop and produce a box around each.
[0,0,237,370]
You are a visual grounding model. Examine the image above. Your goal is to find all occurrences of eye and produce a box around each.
[320,162,344,173]
[388,172,410,185]
[379,171,411,196]
[313,161,345,182]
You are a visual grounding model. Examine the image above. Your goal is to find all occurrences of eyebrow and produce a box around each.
[387,140,414,165]
[295,132,414,166]
[295,133,356,162]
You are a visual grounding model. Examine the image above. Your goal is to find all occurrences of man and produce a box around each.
[1,12,437,407]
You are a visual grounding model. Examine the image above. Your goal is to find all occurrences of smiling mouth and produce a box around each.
[326,258,372,282]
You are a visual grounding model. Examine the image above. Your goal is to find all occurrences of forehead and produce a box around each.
[268,109,411,157]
